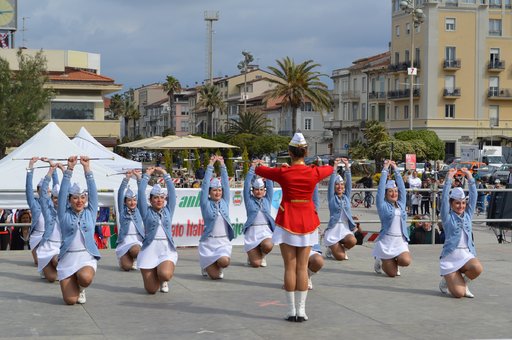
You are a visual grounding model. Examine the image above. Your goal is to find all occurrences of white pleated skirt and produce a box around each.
[440,248,475,276]
[29,230,44,250]
[372,234,410,260]
[57,250,97,281]
[272,226,319,247]
[36,239,62,272]
[198,236,232,269]
[137,238,178,269]
[323,222,353,247]
[115,234,143,260]
[243,224,273,253]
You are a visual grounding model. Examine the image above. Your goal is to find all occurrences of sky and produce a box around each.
[17,0,391,93]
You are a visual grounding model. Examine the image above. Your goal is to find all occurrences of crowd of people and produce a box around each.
[0,133,486,322]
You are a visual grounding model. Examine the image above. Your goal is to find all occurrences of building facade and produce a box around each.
[389,0,512,159]
[0,48,122,146]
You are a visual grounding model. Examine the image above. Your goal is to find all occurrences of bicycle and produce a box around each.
[351,192,363,208]
[363,191,374,208]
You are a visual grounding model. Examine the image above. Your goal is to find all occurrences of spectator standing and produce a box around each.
[0,208,11,250]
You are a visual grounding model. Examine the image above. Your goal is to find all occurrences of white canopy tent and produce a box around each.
[72,127,141,172]
[0,122,123,208]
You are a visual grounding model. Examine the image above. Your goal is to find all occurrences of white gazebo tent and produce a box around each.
[0,122,124,208]
[72,127,141,172]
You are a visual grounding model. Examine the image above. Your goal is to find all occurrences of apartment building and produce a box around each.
[0,49,122,145]
[389,0,512,159]
[126,83,167,139]
[329,52,390,155]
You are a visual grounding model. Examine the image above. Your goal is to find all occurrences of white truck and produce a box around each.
[481,146,506,167]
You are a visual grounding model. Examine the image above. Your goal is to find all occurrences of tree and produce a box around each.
[163,75,182,135]
[0,49,54,157]
[241,146,249,178]
[225,109,272,137]
[265,57,331,134]
[193,149,201,172]
[109,94,124,119]
[226,148,234,177]
[394,129,445,161]
[196,84,226,138]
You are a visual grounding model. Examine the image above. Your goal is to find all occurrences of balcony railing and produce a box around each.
[368,91,387,100]
[387,89,420,100]
[443,59,461,70]
[443,88,461,97]
[388,60,421,73]
[488,60,505,71]
[445,0,459,7]
[488,87,512,99]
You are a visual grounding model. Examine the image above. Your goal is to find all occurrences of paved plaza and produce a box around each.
[0,223,511,340]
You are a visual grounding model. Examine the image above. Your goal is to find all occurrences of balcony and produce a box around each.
[368,91,387,100]
[488,60,505,71]
[443,59,461,70]
[443,88,461,98]
[388,61,421,73]
[341,91,361,101]
[387,89,420,100]
[445,0,458,6]
[488,87,512,100]
[324,120,342,130]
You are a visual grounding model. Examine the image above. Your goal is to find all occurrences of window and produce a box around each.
[462,0,476,3]
[371,105,376,121]
[405,50,410,64]
[445,46,456,61]
[394,106,399,120]
[445,104,455,118]
[404,105,409,119]
[490,48,500,64]
[489,106,499,126]
[489,76,499,96]
[446,18,456,31]
[445,75,455,92]
[353,78,357,92]
[51,101,94,120]
[406,23,411,35]
[489,19,502,36]
[362,103,367,120]
[414,104,419,118]
[304,118,312,130]
[352,103,359,121]
[302,102,313,111]
[489,0,502,8]
[394,52,400,65]
[395,25,400,37]
[362,76,367,92]
[180,121,189,132]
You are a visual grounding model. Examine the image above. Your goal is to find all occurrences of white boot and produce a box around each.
[131,260,138,270]
[439,276,449,295]
[296,290,308,322]
[77,286,86,304]
[374,258,382,274]
[307,268,315,290]
[284,291,296,321]
[464,275,474,298]
[160,281,169,293]
[260,255,267,267]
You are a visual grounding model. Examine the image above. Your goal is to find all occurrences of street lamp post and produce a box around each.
[400,0,425,131]
[237,51,254,113]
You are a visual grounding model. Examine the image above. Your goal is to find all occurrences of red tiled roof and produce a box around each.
[48,68,115,83]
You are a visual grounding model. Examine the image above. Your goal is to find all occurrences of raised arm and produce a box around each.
[200,160,215,209]
[441,168,456,220]
[328,158,340,199]
[58,157,78,220]
[376,160,390,210]
[392,161,407,207]
[158,167,176,213]
[463,168,477,216]
[138,167,153,219]
[80,156,98,213]
[118,172,130,214]
[25,157,39,210]
[244,164,256,206]
[342,158,352,197]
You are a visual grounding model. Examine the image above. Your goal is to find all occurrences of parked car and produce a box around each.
[445,156,461,165]
[490,164,512,184]
[436,164,451,179]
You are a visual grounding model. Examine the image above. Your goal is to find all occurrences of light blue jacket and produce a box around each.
[243,166,275,233]
[200,165,234,242]
[138,173,176,250]
[58,169,100,260]
[440,178,477,258]
[39,173,60,243]
[117,178,145,245]
[376,169,409,242]
[311,185,322,253]
[25,170,58,235]
[326,168,356,231]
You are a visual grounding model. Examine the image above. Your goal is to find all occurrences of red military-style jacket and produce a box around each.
[255,164,333,235]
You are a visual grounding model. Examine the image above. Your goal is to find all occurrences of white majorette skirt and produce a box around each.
[29,229,44,251]
[198,235,232,269]
[137,238,178,269]
[244,224,273,253]
[439,247,475,276]
[57,249,97,281]
[115,234,143,260]
[272,226,319,248]
[372,233,410,260]
[323,222,353,247]
[36,239,62,272]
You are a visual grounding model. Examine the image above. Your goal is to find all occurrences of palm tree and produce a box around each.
[117,90,140,139]
[265,57,332,134]
[109,94,124,119]
[225,109,272,137]
[163,75,182,135]
[196,84,226,137]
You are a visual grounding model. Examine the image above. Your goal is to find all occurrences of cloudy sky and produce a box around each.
[18,0,391,93]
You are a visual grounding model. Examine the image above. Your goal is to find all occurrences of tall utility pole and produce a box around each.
[204,11,219,85]
[237,51,254,113]
[21,17,29,47]
[204,11,219,138]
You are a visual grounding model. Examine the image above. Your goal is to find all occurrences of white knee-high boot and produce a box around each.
[285,291,296,321]
[296,290,308,321]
